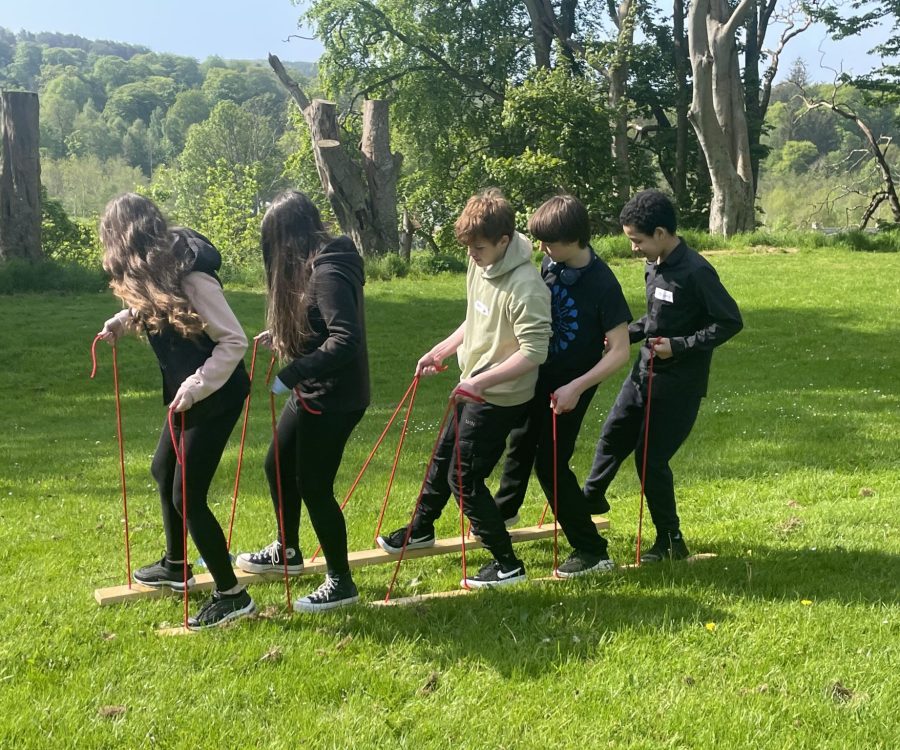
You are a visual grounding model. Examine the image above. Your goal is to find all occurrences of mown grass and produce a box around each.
[0,246,898,748]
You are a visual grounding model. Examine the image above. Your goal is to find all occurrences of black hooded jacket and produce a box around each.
[146,228,249,423]
[276,236,370,413]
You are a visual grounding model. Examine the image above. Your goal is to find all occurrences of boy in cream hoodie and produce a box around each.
[378,189,551,587]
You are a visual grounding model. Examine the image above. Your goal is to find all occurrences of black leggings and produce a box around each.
[265,397,365,575]
[151,402,244,591]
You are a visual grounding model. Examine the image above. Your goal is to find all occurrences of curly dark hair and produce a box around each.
[619,190,677,236]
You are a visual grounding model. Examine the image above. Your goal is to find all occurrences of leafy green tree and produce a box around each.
[102,76,178,124]
[9,41,42,89]
[92,55,136,93]
[773,140,819,174]
[163,89,211,153]
[485,68,620,230]
[40,71,95,157]
[201,67,251,103]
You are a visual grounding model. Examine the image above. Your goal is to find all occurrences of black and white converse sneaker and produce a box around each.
[236,541,304,574]
[293,574,359,612]
[555,549,616,578]
[376,526,435,554]
[133,556,195,590]
[640,532,690,563]
[462,558,527,588]
[187,589,256,630]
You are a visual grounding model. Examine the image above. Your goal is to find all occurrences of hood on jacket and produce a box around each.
[174,227,222,276]
[481,232,534,280]
[312,235,365,285]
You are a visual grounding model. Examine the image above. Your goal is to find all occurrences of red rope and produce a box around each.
[166,408,189,629]
[90,335,132,589]
[266,375,293,609]
[384,399,454,602]
[551,404,560,577]
[372,377,420,544]
[636,339,658,566]
[310,377,418,562]
[226,337,260,551]
[453,404,469,589]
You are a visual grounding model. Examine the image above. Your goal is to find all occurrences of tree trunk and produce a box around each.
[268,54,400,256]
[361,100,400,255]
[0,91,42,262]
[608,0,636,202]
[673,0,690,209]
[687,0,756,235]
[523,0,554,68]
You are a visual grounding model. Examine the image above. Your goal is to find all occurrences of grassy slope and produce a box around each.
[0,247,897,749]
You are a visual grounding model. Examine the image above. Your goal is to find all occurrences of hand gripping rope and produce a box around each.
[266,355,293,609]
[165,408,191,629]
[90,335,132,589]
[635,339,659,566]
[383,386,484,602]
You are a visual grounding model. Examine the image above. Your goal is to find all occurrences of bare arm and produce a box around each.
[550,322,631,413]
[416,322,466,377]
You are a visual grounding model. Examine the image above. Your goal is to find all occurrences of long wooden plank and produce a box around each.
[94,517,609,606]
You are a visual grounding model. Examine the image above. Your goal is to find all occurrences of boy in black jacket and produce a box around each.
[583,190,743,562]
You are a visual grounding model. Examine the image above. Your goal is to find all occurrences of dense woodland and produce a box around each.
[0,0,898,273]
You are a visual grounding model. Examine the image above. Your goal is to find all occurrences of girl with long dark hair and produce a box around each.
[236,191,370,611]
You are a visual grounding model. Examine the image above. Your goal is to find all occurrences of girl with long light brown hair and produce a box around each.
[236,190,370,611]
[97,193,255,629]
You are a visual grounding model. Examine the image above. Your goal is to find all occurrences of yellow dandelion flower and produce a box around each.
[705,622,717,632]
[801,599,813,606]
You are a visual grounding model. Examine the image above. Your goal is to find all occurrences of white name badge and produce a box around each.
[654,287,674,303]
[475,300,490,316]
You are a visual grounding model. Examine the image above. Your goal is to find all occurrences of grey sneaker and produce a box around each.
[188,589,256,630]
[133,555,195,590]
[236,541,304,574]
[555,549,616,578]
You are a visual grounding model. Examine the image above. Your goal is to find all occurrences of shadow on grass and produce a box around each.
[244,540,899,678]
[275,584,729,678]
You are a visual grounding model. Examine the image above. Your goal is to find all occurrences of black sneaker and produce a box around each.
[555,549,616,578]
[462,559,526,588]
[133,556,195,590]
[187,589,256,630]
[293,574,359,612]
[640,532,690,563]
[584,493,611,515]
[376,526,435,554]
[236,541,304,574]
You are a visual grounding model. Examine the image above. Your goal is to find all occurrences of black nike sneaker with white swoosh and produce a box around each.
[462,558,526,588]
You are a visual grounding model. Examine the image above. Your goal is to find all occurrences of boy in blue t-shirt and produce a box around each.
[494,195,633,576]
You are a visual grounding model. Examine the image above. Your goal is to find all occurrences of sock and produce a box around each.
[218,584,244,596]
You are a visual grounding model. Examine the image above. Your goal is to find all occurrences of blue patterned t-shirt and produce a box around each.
[540,250,632,383]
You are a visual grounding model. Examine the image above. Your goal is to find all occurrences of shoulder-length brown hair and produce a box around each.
[99,193,203,338]
[261,190,332,359]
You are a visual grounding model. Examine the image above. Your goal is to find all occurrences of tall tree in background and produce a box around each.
[687,0,757,234]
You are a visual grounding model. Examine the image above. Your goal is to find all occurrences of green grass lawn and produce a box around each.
[1,246,898,749]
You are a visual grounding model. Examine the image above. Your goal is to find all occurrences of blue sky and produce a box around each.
[3,0,324,62]
[2,1,890,81]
